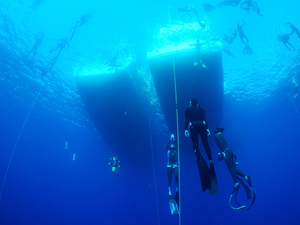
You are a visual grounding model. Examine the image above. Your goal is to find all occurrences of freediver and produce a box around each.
[251,1,266,17]
[109,154,120,173]
[237,20,253,55]
[277,33,295,51]
[286,22,300,39]
[41,38,69,76]
[184,98,219,194]
[203,0,242,13]
[240,0,265,17]
[189,39,209,68]
[215,127,256,210]
[178,6,206,29]
[26,32,44,65]
[166,134,179,215]
[223,45,236,58]
[69,12,92,41]
[240,0,252,13]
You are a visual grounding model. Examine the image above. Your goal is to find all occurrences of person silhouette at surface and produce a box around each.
[69,12,92,41]
[278,33,295,51]
[26,32,44,65]
[41,39,69,76]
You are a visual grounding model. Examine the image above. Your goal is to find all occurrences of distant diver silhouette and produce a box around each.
[69,12,92,41]
[26,32,44,65]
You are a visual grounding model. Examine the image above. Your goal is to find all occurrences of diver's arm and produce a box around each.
[167,150,170,165]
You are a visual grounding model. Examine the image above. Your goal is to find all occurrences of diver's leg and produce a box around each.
[174,167,179,192]
[283,43,291,50]
[287,42,295,50]
[236,169,246,178]
[199,127,212,161]
[190,127,199,151]
[167,167,172,197]
[69,27,77,41]
[225,151,239,185]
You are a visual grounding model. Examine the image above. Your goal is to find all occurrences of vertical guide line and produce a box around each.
[0,84,44,201]
[149,119,160,225]
[173,55,182,224]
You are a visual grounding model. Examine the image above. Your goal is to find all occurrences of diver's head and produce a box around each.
[170,144,175,149]
[112,166,116,173]
[190,98,198,106]
[214,127,225,134]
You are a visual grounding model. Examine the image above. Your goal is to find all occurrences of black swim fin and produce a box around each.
[246,188,256,210]
[246,176,252,187]
[237,177,251,199]
[174,191,179,209]
[209,163,219,195]
[203,4,216,13]
[196,149,211,192]
[229,185,246,210]
[243,46,253,55]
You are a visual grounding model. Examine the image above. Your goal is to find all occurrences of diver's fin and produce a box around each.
[229,193,246,210]
[234,185,241,206]
[246,176,252,188]
[174,191,179,209]
[196,151,212,192]
[169,198,179,216]
[209,163,219,195]
[243,46,254,55]
[246,188,256,210]
[203,4,216,13]
[237,177,251,199]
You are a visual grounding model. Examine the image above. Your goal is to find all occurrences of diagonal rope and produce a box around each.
[0,84,44,201]
[172,54,182,225]
[149,118,160,225]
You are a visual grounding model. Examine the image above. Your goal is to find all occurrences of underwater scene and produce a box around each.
[0,0,300,224]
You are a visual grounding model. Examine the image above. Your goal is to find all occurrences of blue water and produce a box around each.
[1,0,300,224]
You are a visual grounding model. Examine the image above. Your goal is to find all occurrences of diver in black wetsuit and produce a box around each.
[237,20,253,55]
[237,20,249,47]
[240,0,265,17]
[286,22,300,39]
[189,39,208,68]
[166,134,179,199]
[215,127,256,210]
[178,6,206,28]
[185,98,212,163]
[277,33,295,51]
[69,12,92,41]
[185,98,219,194]
[240,0,252,13]
[26,32,44,65]
[41,39,69,76]
[214,127,250,188]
